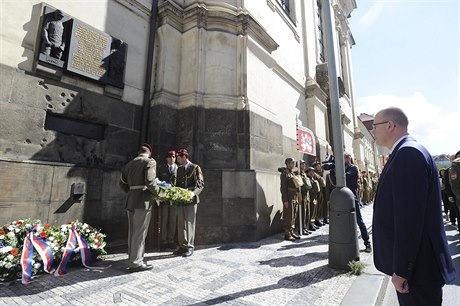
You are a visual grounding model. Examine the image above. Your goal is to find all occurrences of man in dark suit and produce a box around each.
[344,153,372,253]
[173,149,204,257]
[372,107,456,305]
[119,143,159,272]
[157,150,178,250]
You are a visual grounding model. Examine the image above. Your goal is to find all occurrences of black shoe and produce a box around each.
[291,232,301,239]
[128,264,153,273]
[302,229,311,235]
[312,224,319,229]
[322,219,329,224]
[364,244,372,253]
[314,220,323,227]
[182,249,194,257]
[173,248,186,256]
[308,225,316,231]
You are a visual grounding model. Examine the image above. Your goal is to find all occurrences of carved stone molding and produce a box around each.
[158,1,279,53]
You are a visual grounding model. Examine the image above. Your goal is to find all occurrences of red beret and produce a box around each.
[141,143,152,153]
[177,148,189,156]
[166,150,176,157]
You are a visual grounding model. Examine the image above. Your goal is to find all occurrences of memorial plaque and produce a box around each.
[36,7,126,88]
[67,20,111,81]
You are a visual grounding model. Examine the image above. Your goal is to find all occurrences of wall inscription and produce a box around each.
[67,21,111,81]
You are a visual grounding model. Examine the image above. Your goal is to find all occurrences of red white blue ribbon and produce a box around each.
[20,232,54,284]
[55,227,110,276]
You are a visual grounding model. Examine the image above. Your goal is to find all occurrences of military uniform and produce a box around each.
[174,159,204,254]
[307,170,321,230]
[299,169,312,233]
[449,157,460,221]
[361,173,369,205]
[314,168,327,225]
[119,151,159,269]
[280,167,299,240]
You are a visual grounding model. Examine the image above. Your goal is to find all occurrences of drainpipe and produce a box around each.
[140,0,159,145]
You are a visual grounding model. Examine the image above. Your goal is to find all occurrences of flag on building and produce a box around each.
[297,125,316,156]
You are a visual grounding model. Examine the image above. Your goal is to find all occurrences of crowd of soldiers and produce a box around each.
[279,156,377,242]
[441,150,460,233]
[279,149,460,243]
[278,156,372,245]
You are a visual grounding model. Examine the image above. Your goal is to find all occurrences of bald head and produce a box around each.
[377,107,409,128]
[373,107,409,149]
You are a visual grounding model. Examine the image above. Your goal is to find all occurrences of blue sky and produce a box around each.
[349,0,460,155]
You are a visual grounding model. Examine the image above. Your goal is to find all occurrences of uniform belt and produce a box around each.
[288,188,298,191]
[129,185,146,190]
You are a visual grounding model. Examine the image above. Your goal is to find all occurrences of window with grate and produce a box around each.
[316,0,325,62]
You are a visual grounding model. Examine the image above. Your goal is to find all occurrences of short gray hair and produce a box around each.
[380,107,409,128]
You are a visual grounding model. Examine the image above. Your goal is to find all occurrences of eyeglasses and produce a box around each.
[169,155,176,158]
[372,121,389,129]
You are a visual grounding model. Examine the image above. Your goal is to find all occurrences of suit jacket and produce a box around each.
[119,155,158,210]
[373,136,456,286]
[157,163,177,184]
[175,162,204,204]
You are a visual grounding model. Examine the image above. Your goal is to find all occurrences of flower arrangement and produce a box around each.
[0,219,107,282]
[153,179,194,204]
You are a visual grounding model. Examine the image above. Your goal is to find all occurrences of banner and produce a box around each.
[297,125,316,156]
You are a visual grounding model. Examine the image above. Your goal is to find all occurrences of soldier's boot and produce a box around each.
[290,229,300,239]
[284,231,295,241]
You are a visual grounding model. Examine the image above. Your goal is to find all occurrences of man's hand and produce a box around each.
[283,201,289,209]
[392,273,409,293]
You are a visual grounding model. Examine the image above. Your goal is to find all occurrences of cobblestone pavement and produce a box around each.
[0,206,374,306]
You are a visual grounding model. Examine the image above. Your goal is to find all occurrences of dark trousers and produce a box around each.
[354,197,370,245]
[396,285,442,306]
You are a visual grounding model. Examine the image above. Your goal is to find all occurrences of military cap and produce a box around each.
[141,143,152,153]
[285,157,295,164]
[311,160,321,167]
[177,148,189,157]
[165,150,176,158]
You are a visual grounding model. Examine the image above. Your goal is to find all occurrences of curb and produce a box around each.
[340,251,388,306]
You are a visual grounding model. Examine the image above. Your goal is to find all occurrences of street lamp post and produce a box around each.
[321,0,359,270]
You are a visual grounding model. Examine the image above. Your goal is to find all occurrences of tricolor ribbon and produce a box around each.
[21,232,54,284]
[55,227,110,276]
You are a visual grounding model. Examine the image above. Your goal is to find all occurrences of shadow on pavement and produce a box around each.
[187,264,335,306]
[258,251,328,268]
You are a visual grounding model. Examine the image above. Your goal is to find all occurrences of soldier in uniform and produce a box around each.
[119,143,159,272]
[313,161,328,225]
[157,150,178,250]
[173,149,204,257]
[449,150,460,232]
[280,157,301,241]
[298,160,312,235]
[361,171,370,205]
[307,167,320,231]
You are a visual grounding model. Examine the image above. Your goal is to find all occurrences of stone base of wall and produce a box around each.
[0,159,127,244]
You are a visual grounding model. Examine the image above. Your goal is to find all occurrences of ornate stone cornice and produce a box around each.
[158,1,279,53]
[306,78,327,105]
